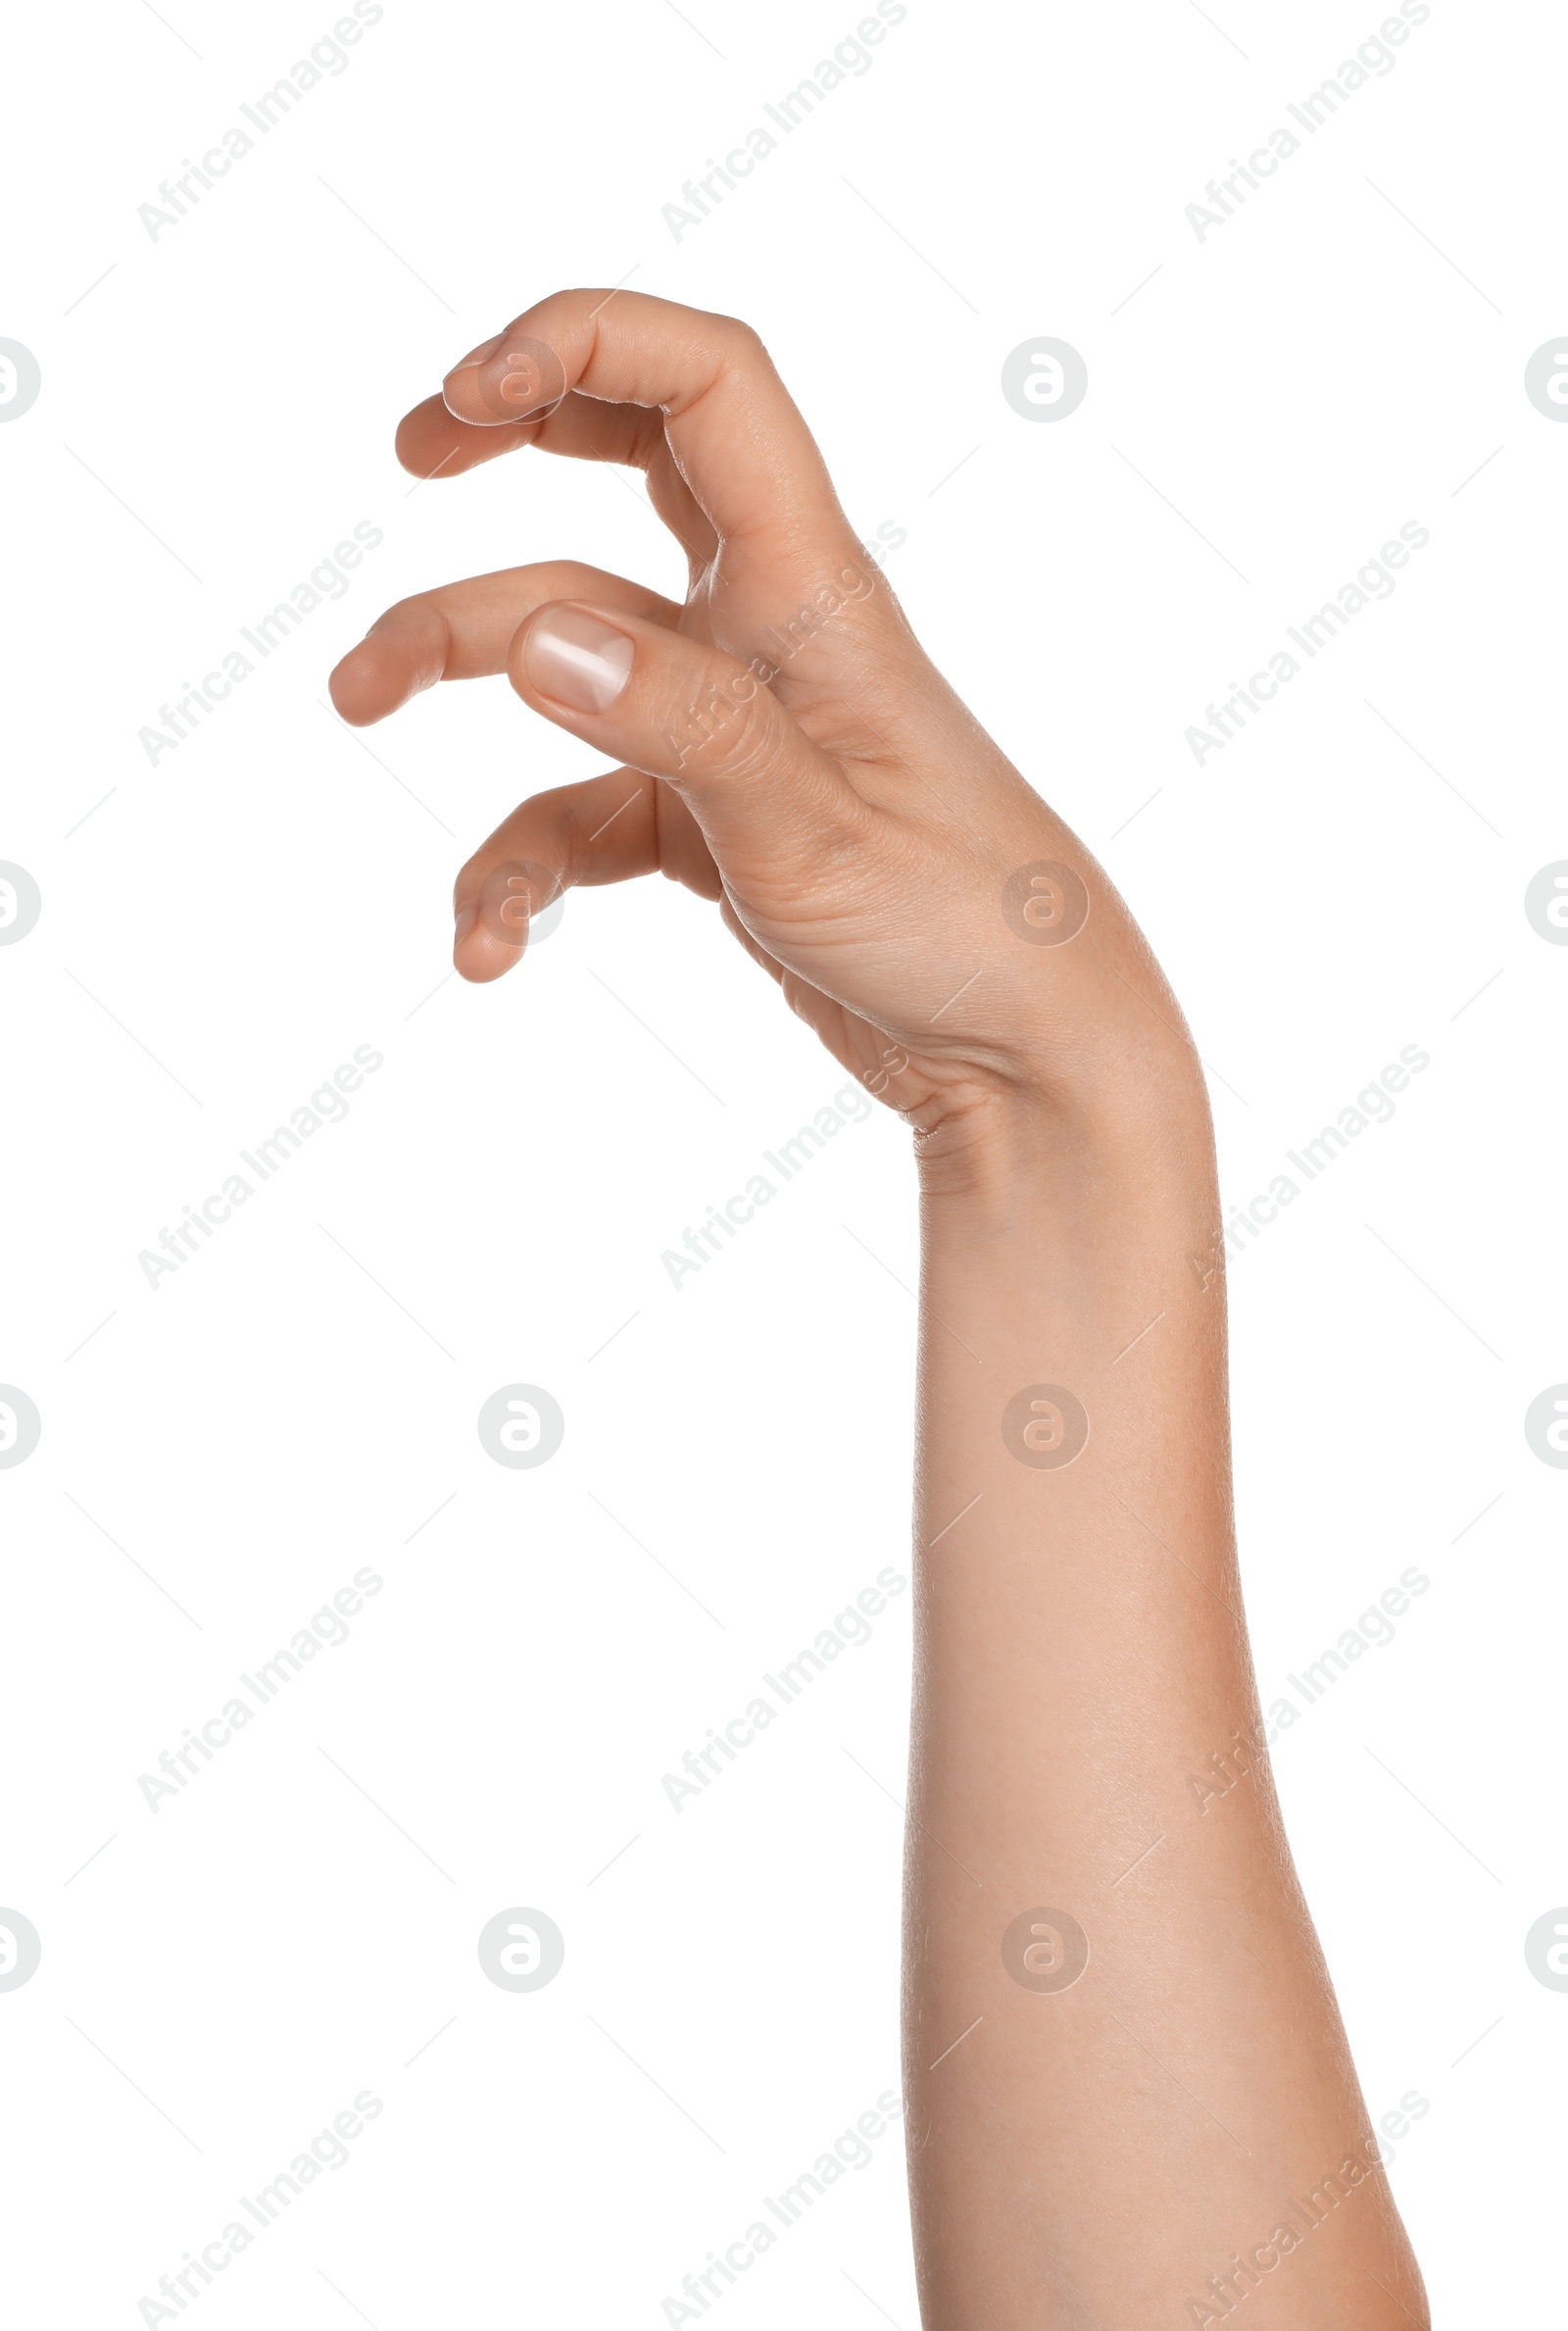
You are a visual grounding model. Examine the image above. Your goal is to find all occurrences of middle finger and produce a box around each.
[328,560,685,726]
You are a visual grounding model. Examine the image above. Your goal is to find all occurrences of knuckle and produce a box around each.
[532,561,606,600]
[713,314,771,374]
[370,588,431,631]
[712,309,760,350]
[660,657,775,776]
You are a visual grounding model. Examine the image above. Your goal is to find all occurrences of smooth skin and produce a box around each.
[330,289,1429,2329]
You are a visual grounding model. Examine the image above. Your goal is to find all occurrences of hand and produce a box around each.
[329,290,1199,1172]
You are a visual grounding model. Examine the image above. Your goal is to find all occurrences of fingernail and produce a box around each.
[453,903,478,955]
[524,607,634,714]
[453,331,504,370]
[446,334,567,425]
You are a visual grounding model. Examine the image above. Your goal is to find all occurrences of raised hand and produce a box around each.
[328,289,1198,1173]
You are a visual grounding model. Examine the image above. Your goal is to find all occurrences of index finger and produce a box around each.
[438,288,858,564]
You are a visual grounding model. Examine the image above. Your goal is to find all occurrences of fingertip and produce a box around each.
[454,926,522,983]
[453,894,527,983]
[453,905,487,982]
[396,394,546,480]
[442,335,567,429]
[325,649,372,725]
[326,643,390,726]
[331,612,454,724]
[394,396,459,476]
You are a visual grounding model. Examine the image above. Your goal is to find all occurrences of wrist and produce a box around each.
[911,1069,1218,1230]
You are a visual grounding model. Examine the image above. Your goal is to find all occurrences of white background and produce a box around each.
[2,0,1563,2321]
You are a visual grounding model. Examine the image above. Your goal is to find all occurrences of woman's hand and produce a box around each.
[331,289,1429,2329]
[328,289,1200,1179]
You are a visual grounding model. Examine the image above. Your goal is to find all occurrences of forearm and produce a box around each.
[339,281,1429,2325]
[902,1088,1426,2329]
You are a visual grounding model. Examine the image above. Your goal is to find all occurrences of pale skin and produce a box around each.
[329,290,1429,2329]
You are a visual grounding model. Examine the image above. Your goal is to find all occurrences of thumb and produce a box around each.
[507,601,864,873]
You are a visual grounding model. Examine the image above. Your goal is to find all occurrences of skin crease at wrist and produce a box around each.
[907,1056,1218,1225]
[327,287,1430,2331]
